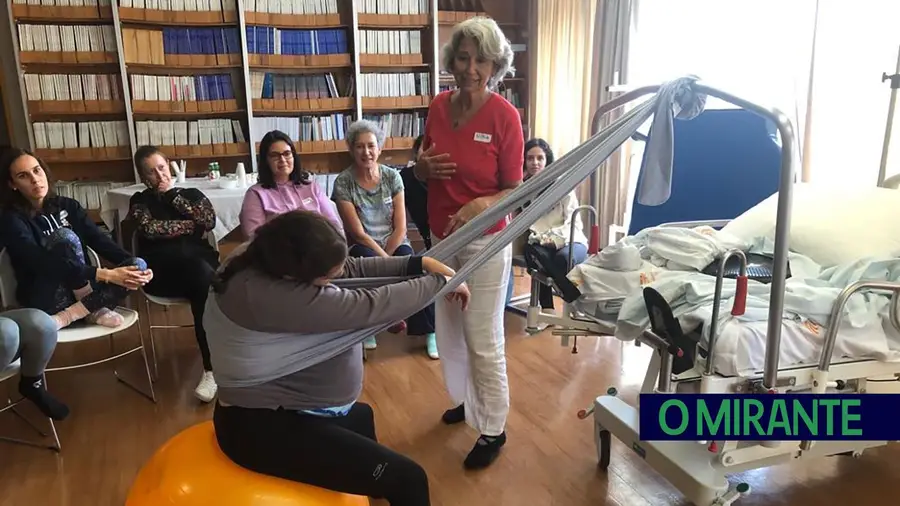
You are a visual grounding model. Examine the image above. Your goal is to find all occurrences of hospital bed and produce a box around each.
[539,84,900,505]
[517,107,784,337]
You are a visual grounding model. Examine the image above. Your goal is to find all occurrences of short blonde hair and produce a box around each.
[440,16,515,90]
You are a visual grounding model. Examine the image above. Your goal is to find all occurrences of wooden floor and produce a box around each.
[1,275,899,506]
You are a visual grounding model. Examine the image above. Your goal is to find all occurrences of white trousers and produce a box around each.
[432,233,512,436]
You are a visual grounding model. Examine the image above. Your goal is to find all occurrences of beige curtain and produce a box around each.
[531,0,598,157]
[588,0,634,247]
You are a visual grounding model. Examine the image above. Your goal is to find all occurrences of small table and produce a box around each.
[101,178,252,242]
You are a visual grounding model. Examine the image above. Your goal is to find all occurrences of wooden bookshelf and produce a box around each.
[3,0,535,187]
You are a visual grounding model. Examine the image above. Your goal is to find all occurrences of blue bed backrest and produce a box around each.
[627,108,782,235]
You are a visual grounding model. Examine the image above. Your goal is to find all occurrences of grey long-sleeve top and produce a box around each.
[204,255,445,411]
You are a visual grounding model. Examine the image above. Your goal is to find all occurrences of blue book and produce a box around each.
[195,75,205,101]
[221,75,234,100]
[213,28,225,55]
[263,74,273,99]
[255,26,267,55]
[268,27,275,55]
[246,26,255,54]
[336,30,347,53]
[162,28,173,54]
[177,28,190,54]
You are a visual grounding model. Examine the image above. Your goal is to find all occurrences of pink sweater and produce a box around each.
[239,181,344,239]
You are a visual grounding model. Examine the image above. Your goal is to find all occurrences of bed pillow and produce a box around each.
[721,182,900,267]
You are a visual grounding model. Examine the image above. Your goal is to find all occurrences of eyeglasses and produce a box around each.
[267,150,293,161]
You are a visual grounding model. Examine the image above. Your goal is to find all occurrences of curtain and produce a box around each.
[531,0,598,157]
[589,0,636,247]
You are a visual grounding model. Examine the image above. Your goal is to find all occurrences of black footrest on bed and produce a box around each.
[642,287,698,375]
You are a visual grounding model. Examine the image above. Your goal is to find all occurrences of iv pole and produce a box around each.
[877,45,900,187]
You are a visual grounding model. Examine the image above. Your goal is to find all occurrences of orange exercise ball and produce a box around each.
[126,421,368,506]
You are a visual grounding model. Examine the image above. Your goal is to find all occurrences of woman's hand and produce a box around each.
[99,266,154,290]
[445,280,471,310]
[413,144,457,181]
[444,197,491,237]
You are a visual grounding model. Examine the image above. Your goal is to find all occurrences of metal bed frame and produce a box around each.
[533,82,900,506]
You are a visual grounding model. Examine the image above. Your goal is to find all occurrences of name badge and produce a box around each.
[383,196,393,205]
[474,132,492,143]
[302,197,313,206]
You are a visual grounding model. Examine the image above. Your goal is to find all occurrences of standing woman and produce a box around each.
[413,17,523,469]
[239,130,344,239]
[0,149,152,330]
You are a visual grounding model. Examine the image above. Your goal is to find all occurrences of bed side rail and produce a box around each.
[818,281,900,372]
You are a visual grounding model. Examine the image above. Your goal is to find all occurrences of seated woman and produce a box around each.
[0,308,69,420]
[398,135,431,249]
[521,138,588,311]
[126,145,220,403]
[207,210,469,506]
[332,120,438,359]
[239,130,343,239]
[0,149,153,330]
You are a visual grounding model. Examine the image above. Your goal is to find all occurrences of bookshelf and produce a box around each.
[3,0,534,209]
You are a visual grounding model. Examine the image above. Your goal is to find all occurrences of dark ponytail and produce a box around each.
[211,211,348,293]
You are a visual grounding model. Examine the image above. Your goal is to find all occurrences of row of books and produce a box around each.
[500,89,521,108]
[251,72,339,100]
[120,0,236,10]
[244,0,338,14]
[358,72,431,98]
[32,121,130,150]
[361,112,425,139]
[160,27,242,55]
[17,24,116,54]
[250,114,351,144]
[55,181,130,214]
[12,0,111,6]
[358,0,431,14]
[135,119,247,147]
[130,74,236,102]
[23,73,121,102]
[245,27,348,56]
[358,30,424,56]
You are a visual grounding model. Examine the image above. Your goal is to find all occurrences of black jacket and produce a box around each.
[126,187,218,262]
[0,196,130,306]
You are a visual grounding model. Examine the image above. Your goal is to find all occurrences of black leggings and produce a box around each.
[214,402,430,506]
[142,250,218,371]
[30,228,143,314]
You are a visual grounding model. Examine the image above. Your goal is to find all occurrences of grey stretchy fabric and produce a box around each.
[218,78,708,382]
[636,75,707,206]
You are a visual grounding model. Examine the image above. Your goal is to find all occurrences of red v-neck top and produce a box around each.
[422,90,524,240]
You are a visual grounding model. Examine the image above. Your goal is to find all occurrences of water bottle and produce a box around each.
[235,162,247,187]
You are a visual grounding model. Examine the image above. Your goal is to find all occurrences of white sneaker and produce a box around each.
[194,371,217,403]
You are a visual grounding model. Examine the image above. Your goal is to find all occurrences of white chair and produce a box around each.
[132,232,219,377]
[0,359,61,452]
[0,247,156,406]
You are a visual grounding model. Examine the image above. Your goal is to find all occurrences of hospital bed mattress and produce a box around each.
[691,313,900,377]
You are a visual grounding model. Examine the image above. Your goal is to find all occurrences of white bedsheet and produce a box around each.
[682,304,900,377]
[568,225,747,319]
[613,254,900,374]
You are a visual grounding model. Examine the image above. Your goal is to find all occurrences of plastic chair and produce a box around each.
[0,359,61,452]
[131,232,219,377]
[0,247,156,408]
[626,108,784,235]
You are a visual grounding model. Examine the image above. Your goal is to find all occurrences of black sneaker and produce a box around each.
[464,432,507,470]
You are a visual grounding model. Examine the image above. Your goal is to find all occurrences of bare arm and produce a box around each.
[335,200,389,257]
